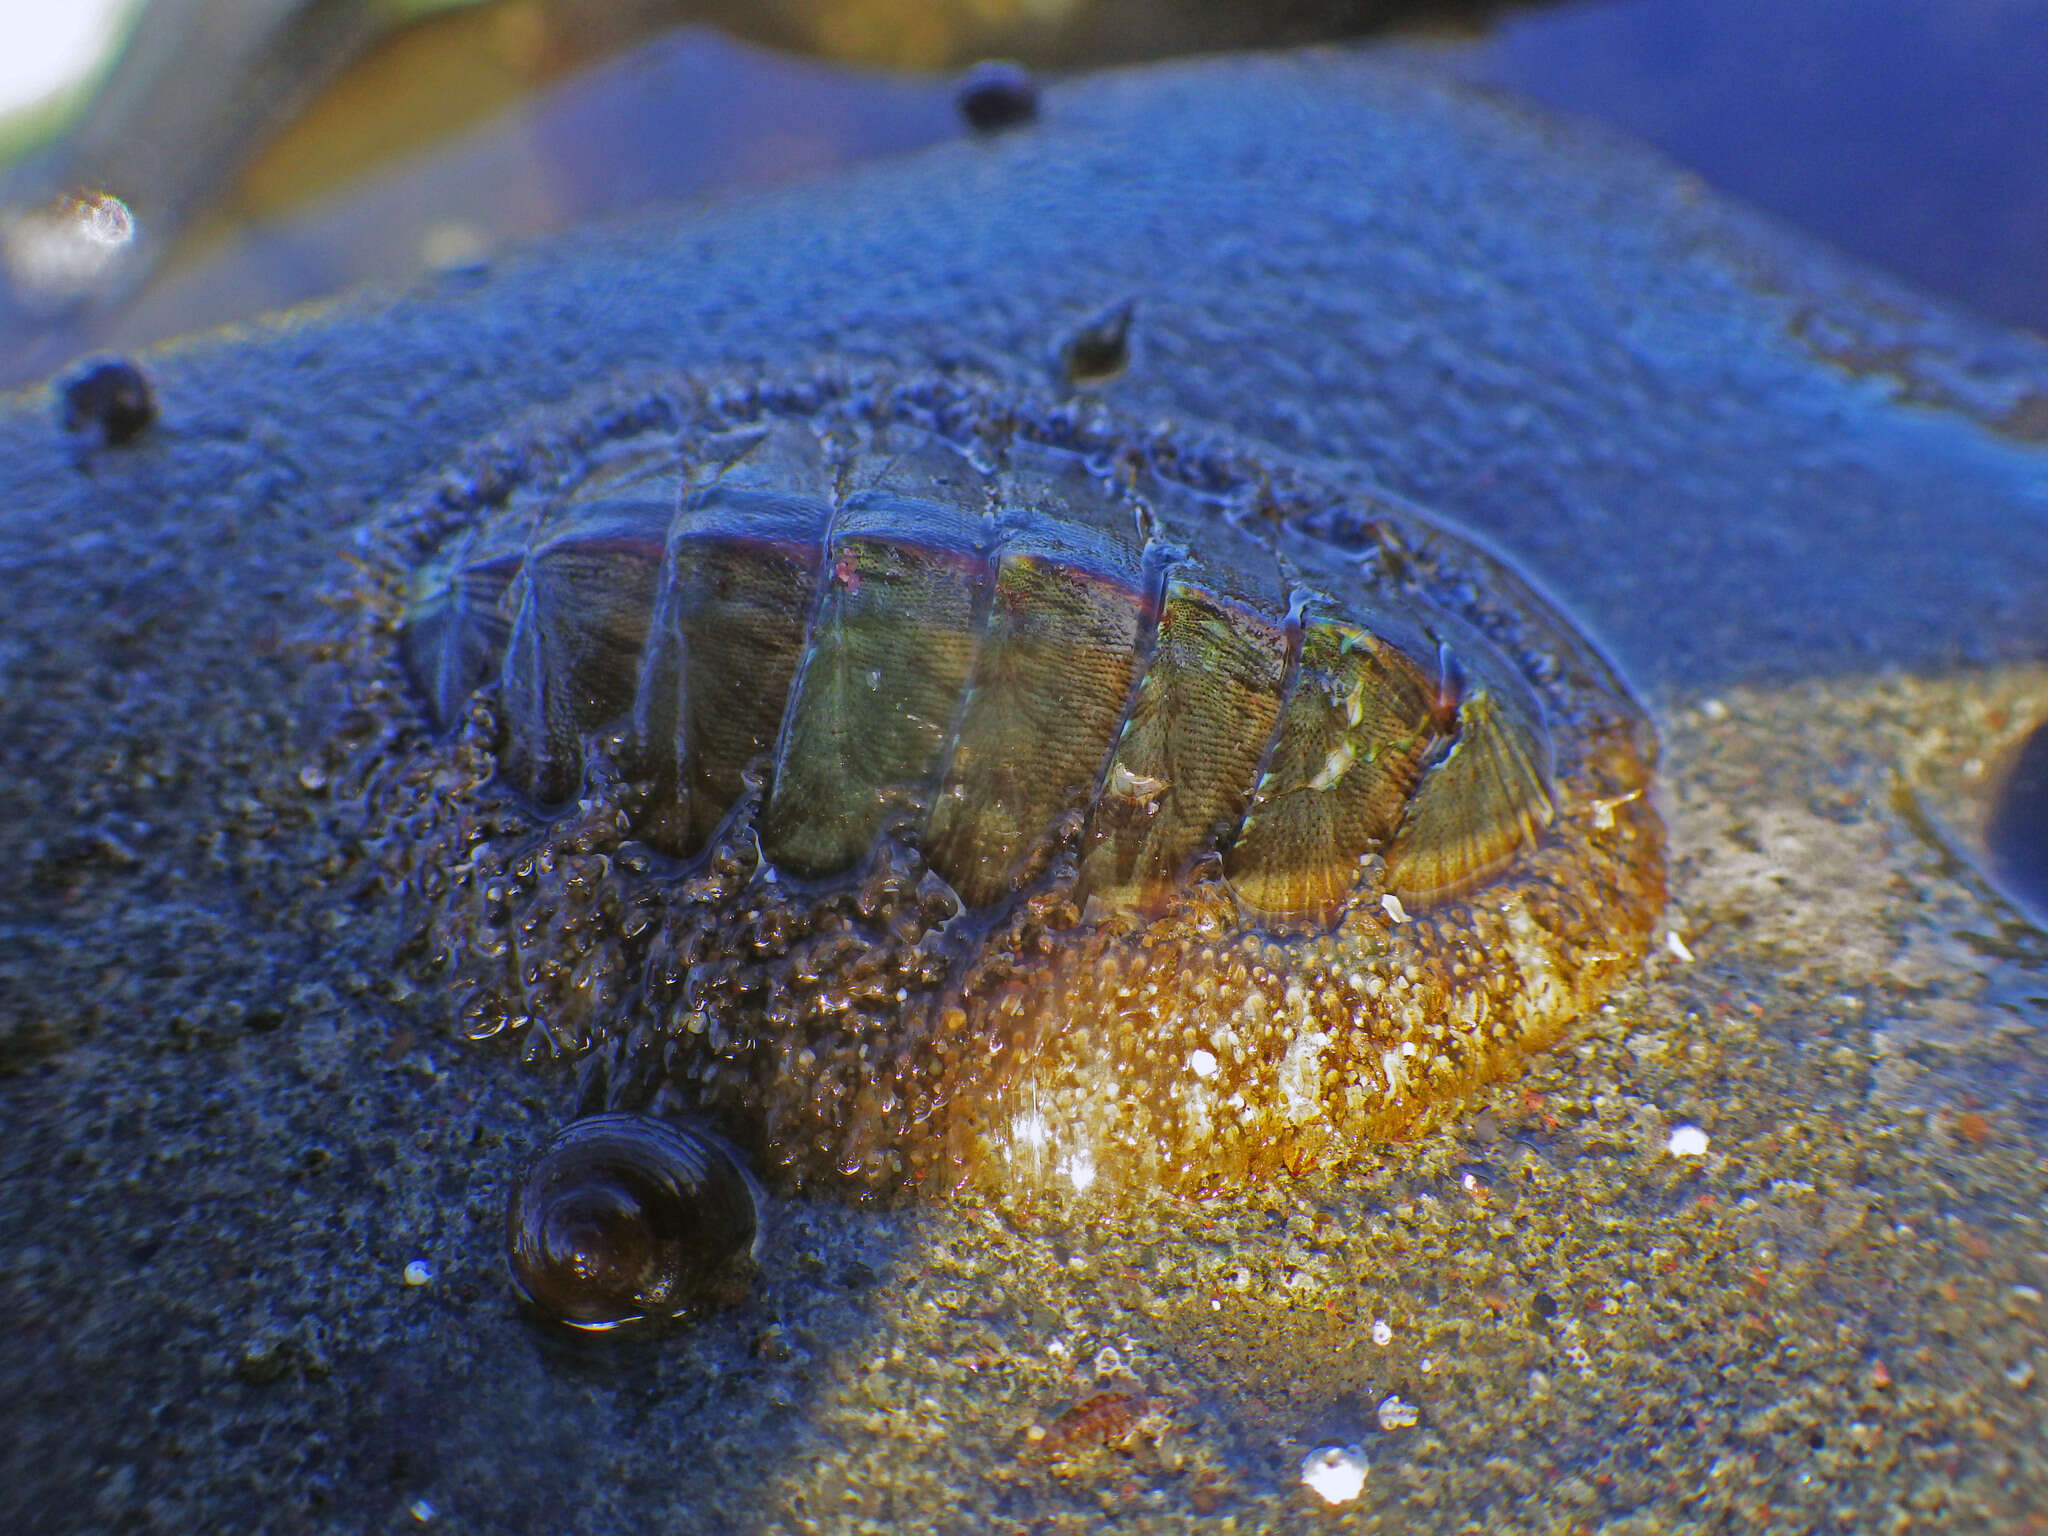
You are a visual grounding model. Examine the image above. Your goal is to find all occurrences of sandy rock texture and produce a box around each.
[2,47,2045,1534]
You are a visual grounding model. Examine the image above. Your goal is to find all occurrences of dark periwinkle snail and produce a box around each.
[955,59,1039,134]
[59,356,156,446]
[506,1113,763,1329]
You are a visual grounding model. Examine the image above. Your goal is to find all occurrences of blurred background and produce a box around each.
[3,0,2045,394]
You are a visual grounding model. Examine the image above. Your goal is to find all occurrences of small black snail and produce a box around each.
[506,1114,764,1329]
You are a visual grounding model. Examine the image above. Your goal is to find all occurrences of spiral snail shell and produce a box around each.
[506,1113,763,1329]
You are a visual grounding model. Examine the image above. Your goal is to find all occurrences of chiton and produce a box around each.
[337,369,1664,1199]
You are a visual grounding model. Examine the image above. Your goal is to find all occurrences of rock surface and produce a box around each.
[2,47,2045,1533]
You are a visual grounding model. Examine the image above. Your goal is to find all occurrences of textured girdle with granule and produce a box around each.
[360,372,1664,1198]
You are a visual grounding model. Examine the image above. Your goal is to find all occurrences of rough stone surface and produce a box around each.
[2,47,2045,1534]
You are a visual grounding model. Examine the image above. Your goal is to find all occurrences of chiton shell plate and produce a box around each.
[334,369,1664,1198]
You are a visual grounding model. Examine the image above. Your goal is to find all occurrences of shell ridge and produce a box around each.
[627,512,692,852]
[1224,584,1310,866]
[498,563,562,802]
[756,431,850,874]
[1073,528,1181,908]
[917,470,1004,900]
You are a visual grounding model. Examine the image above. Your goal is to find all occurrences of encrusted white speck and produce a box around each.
[1376,1393,1420,1431]
[1278,1030,1330,1122]
[1059,1145,1097,1193]
[1309,742,1355,791]
[1667,1124,1710,1158]
[1300,1444,1369,1504]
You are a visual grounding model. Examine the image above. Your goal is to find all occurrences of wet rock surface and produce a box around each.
[1,49,2045,1532]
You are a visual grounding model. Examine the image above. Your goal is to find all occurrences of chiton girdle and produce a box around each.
[337,367,1665,1200]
